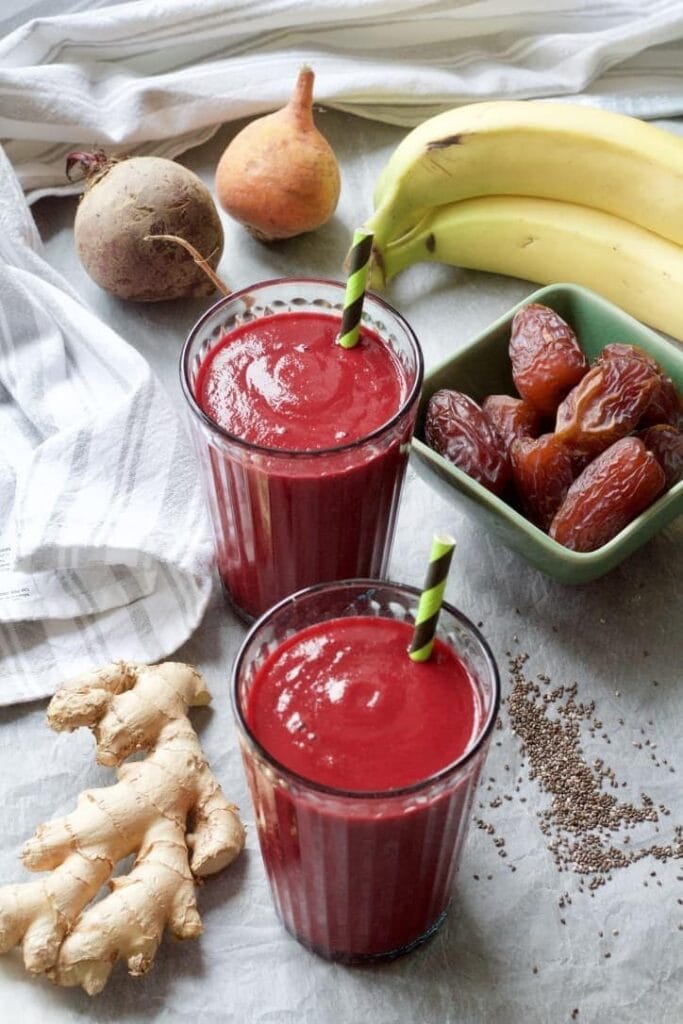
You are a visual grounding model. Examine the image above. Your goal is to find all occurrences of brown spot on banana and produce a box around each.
[426,134,463,150]
[426,233,436,253]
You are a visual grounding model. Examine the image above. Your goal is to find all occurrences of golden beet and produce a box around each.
[215,65,341,240]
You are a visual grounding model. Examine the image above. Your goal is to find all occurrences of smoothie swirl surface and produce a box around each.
[246,616,482,792]
[196,311,407,450]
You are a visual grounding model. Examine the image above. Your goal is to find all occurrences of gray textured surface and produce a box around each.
[0,110,681,1023]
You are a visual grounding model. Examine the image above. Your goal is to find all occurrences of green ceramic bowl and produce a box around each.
[411,283,683,583]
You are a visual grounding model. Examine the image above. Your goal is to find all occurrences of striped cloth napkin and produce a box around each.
[2,0,683,202]
[0,147,214,704]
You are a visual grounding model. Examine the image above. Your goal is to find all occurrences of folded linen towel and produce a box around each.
[0,146,214,704]
[2,0,683,201]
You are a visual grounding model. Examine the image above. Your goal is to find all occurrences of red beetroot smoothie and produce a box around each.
[242,615,484,959]
[195,311,415,619]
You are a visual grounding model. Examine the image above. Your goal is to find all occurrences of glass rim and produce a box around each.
[179,276,424,458]
[230,577,501,801]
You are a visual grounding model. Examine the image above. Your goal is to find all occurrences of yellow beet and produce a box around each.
[215,65,341,241]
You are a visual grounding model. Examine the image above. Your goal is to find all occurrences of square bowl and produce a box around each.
[411,282,683,583]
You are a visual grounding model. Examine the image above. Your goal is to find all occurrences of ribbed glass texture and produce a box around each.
[180,279,423,621]
[232,580,500,962]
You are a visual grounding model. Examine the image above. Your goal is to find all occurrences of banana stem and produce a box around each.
[364,203,429,252]
[381,222,435,283]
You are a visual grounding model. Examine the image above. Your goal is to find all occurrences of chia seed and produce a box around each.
[474,651,681,897]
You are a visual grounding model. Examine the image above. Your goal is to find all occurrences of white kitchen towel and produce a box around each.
[0,145,214,704]
[2,0,683,201]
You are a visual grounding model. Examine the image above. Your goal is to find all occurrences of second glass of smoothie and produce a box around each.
[180,278,423,620]
[232,578,500,961]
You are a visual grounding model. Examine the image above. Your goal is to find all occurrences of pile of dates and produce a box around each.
[425,303,683,552]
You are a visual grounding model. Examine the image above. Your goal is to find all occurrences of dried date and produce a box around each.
[482,395,543,452]
[600,344,681,429]
[549,437,666,552]
[509,304,588,415]
[555,344,660,456]
[510,434,575,531]
[638,424,683,488]
[640,374,682,429]
[425,389,511,495]
[599,343,659,372]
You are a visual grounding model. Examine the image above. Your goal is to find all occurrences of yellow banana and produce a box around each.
[376,195,683,342]
[366,101,683,250]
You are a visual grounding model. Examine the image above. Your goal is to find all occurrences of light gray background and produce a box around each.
[0,110,681,1023]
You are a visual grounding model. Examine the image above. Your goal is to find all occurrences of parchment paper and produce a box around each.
[0,110,681,1024]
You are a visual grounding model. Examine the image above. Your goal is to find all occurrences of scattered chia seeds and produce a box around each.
[476,651,681,897]
[506,653,681,878]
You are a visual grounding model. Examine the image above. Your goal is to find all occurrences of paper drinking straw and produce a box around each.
[337,228,374,349]
[409,533,456,662]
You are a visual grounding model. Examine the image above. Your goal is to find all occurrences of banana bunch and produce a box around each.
[365,101,683,341]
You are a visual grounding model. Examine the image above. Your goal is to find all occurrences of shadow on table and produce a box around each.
[0,694,50,727]
[493,526,680,699]
[321,888,524,1021]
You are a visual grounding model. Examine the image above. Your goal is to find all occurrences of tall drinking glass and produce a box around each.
[231,579,500,962]
[180,279,423,620]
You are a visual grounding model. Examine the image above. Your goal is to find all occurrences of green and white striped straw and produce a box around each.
[337,228,374,349]
[409,533,456,662]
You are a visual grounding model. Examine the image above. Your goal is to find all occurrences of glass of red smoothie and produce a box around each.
[231,578,500,962]
[180,279,423,620]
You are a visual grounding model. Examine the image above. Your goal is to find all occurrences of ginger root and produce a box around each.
[0,661,245,995]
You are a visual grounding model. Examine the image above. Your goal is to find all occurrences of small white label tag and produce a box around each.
[0,547,40,603]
